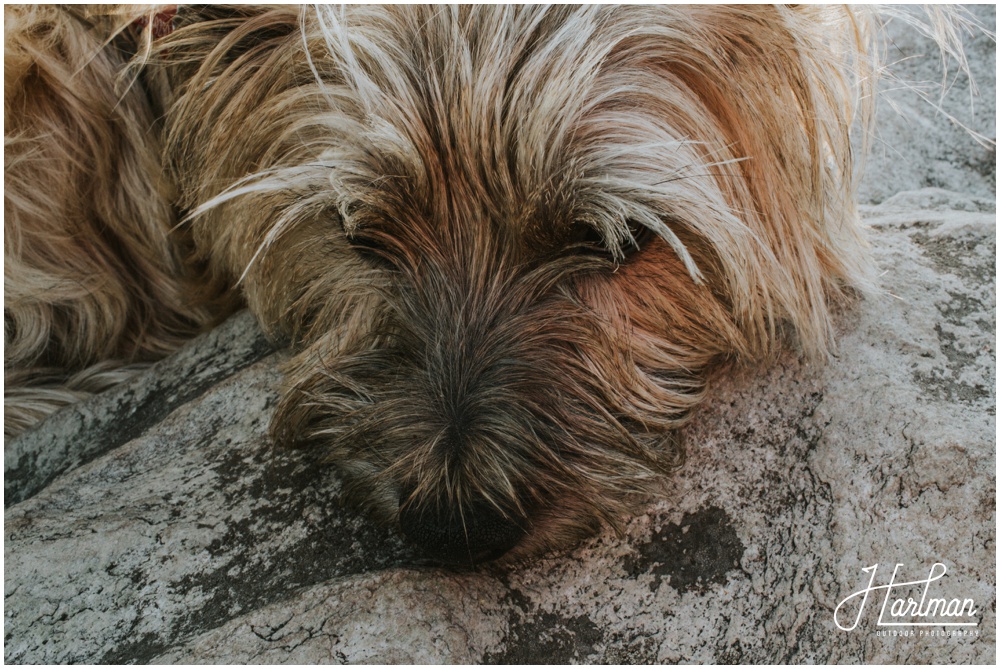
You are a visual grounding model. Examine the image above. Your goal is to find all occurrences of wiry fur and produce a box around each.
[3,5,972,563]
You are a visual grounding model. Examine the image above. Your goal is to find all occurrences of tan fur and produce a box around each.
[3,5,974,564]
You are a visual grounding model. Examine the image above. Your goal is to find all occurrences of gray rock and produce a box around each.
[4,6,995,665]
[858,5,996,205]
[5,311,274,507]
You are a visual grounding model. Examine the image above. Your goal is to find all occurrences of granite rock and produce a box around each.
[4,6,995,664]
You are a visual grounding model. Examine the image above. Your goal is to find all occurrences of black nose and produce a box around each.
[398,497,528,566]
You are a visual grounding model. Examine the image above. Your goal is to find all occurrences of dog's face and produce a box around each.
[154,5,870,564]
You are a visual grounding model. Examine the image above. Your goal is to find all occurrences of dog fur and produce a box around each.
[2,5,969,563]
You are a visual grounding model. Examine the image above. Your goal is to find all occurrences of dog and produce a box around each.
[3,5,969,565]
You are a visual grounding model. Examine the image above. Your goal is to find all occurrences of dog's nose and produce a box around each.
[398,497,528,566]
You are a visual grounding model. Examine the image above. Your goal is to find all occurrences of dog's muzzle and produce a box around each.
[398,495,528,566]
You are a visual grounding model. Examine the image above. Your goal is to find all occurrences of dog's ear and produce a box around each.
[689,5,877,358]
[4,5,205,391]
[589,5,878,359]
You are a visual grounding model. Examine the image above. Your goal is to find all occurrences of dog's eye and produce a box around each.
[568,223,607,252]
[348,233,395,270]
[624,221,655,258]
[569,221,654,261]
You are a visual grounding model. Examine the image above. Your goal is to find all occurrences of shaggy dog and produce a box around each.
[3,5,968,564]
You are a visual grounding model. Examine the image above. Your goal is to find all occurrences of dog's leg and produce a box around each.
[3,6,218,435]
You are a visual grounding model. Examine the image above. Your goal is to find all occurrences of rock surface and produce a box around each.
[4,6,995,665]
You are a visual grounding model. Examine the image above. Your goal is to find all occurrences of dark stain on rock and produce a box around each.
[625,506,745,593]
[97,445,416,664]
[913,321,992,405]
[910,230,995,285]
[601,633,661,664]
[100,631,172,666]
[716,639,746,664]
[484,594,603,665]
[905,228,994,407]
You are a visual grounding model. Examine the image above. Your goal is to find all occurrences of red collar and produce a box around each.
[131,5,177,40]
